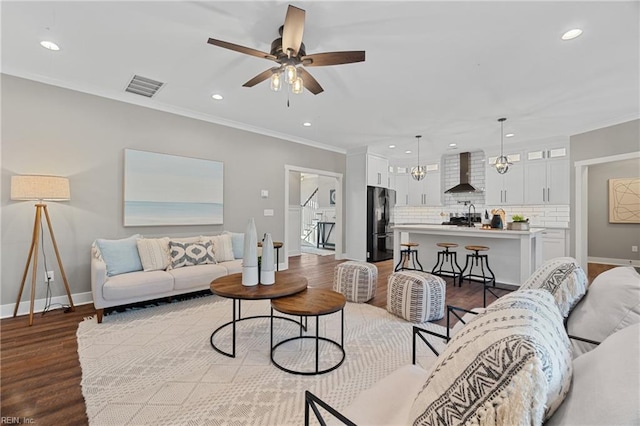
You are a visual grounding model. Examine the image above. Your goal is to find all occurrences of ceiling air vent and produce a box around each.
[125,75,164,98]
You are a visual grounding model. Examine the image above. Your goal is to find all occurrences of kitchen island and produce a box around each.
[392,224,545,286]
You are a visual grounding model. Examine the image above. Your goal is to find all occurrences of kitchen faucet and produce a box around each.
[468,202,476,227]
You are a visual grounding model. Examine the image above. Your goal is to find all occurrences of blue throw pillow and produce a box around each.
[95,234,143,276]
[230,232,244,259]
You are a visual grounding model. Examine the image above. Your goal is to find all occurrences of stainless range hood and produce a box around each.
[444,152,481,193]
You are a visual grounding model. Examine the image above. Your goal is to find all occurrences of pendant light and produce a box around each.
[410,135,426,181]
[494,117,512,174]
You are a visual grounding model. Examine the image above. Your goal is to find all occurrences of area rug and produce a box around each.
[77,295,447,425]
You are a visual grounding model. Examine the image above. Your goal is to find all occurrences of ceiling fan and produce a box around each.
[207,4,365,95]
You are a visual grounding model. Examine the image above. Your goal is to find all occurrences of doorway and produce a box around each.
[284,165,343,269]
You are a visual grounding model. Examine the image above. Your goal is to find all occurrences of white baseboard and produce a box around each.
[588,256,640,267]
[1,291,94,319]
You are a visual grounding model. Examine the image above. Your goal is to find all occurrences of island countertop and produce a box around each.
[392,225,544,286]
[393,224,545,237]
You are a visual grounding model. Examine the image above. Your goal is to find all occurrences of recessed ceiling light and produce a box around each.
[561,29,583,40]
[449,143,457,147]
[405,150,412,154]
[303,122,312,127]
[505,133,515,138]
[40,40,60,51]
[211,94,223,100]
[389,145,396,149]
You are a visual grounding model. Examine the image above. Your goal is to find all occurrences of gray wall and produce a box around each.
[570,119,640,258]
[1,74,345,304]
[588,158,640,260]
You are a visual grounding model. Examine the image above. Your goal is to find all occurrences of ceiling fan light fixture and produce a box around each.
[284,64,297,84]
[270,72,282,92]
[494,117,512,174]
[292,76,304,94]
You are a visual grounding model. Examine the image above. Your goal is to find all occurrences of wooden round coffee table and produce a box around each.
[210,271,308,358]
[270,288,346,375]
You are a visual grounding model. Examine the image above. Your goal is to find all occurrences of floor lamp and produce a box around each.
[11,175,75,326]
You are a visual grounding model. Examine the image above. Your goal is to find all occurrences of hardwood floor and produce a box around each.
[0,254,609,424]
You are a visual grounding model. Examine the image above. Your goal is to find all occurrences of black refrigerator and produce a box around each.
[367,186,396,262]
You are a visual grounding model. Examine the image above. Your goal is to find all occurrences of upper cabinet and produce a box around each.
[390,163,441,206]
[524,147,569,204]
[485,152,524,205]
[367,154,389,188]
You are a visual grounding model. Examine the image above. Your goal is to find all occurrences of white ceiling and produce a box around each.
[2,1,639,161]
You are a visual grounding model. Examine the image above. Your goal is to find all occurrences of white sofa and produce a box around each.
[307,265,640,426]
[91,233,244,323]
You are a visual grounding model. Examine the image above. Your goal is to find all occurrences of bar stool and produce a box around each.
[431,242,463,285]
[394,242,424,272]
[459,245,496,294]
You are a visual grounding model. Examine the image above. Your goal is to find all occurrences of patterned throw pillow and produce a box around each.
[136,237,170,271]
[409,289,572,426]
[168,241,215,269]
[520,257,587,318]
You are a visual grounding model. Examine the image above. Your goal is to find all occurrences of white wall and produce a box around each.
[1,75,346,308]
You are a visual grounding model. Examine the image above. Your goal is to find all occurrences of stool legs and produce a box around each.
[459,251,496,288]
[394,249,423,272]
[431,248,462,284]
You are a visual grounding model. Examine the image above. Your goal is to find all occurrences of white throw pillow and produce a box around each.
[567,266,640,357]
[136,237,170,271]
[408,289,572,425]
[203,234,235,262]
[520,257,587,318]
[546,323,640,426]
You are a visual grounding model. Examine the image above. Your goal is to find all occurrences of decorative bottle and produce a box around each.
[242,218,259,286]
[260,233,275,285]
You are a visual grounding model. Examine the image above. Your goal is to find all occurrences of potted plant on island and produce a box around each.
[507,214,530,231]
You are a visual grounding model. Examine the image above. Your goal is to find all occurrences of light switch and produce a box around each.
[264,209,274,216]
[261,189,269,198]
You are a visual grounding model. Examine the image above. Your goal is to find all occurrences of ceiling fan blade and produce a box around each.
[242,67,280,88]
[301,51,366,67]
[207,38,277,61]
[297,68,324,95]
[282,5,305,56]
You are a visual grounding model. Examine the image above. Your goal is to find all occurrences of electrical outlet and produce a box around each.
[633,246,638,253]
[45,270,55,282]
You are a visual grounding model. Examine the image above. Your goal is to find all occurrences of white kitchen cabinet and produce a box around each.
[392,168,409,206]
[524,146,569,204]
[541,229,567,262]
[407,163,441,206]
[367,154,389,188]
[485,153,524,205]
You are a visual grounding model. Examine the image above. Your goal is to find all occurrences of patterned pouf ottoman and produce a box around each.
[333,261,378,303]
[387,271,446,322]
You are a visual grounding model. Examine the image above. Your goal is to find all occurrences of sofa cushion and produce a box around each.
[409,289,572,425]
[228,232,244,259]
[136,237,170,271]
[202,234,235,262]
[219,259,243,275]
[519,257,587,318]
[95,234,143,276]
[567,266,640,357]
[169,241,215,269]
[103,270,173,300]
[168,264,229,291]
[340,364,431,426]
[546,323,640,426]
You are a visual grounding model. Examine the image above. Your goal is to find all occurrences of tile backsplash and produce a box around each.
[393,204,570,228]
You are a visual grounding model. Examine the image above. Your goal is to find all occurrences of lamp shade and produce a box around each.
[11,175,70,201]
